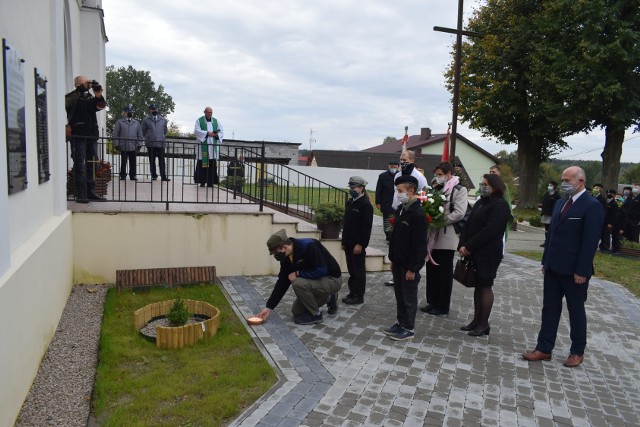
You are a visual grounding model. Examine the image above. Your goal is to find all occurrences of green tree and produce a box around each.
[383,136,396,144]
[532,0,640,190]
[105,65,175,134]
[166,120,183,137]
[621,164,640,184]
[445,0,569,209]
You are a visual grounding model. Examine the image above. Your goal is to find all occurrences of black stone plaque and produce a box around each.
[35,69,50,183]
[3,39,27,194]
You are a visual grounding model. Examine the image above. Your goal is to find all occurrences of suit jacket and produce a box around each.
[542,191,604,279]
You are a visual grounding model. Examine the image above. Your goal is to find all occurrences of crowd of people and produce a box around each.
[254,151,640,369]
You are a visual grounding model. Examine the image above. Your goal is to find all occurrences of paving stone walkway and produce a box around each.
[221,219,640,427]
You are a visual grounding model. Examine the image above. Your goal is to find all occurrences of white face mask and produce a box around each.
[389,168,397,174]
[397,192,409,204]
[548,185,554,192]
[435,176,446,185]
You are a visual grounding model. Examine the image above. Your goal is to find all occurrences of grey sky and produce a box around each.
[103,1,637,162]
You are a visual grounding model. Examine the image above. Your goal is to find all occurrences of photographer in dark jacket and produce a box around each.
[256,229,342,325]
[458,174,511,337]
[65,75,107,203]
[341,176,373,305]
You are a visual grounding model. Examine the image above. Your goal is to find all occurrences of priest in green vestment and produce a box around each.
[194,106,224,187]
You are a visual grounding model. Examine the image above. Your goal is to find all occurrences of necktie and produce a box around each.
[560,197,573,219]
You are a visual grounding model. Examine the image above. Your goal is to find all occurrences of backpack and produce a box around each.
[450,184,472,235]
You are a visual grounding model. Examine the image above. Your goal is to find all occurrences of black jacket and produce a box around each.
[375,170,396,215]
[604,197,618,226]
[541,191,561,216]
[388,199,428,273]
[459,196,511,279]
[624,195,640,225]
[65,88,106,136]
[265,238,341,309]
[341,194,373,248]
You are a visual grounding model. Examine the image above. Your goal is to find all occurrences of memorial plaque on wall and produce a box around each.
[35,69,50,183]
[3,39,27,194]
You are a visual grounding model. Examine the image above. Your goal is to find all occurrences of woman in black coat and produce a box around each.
[457,174,511,337]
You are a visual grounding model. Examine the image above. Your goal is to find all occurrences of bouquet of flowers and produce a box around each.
[417,187,447,230]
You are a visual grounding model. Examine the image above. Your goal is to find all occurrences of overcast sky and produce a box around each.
[103,1,638,162]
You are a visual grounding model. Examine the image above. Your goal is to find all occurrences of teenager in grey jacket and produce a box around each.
[113,105,143,180]
[141,104,169,181]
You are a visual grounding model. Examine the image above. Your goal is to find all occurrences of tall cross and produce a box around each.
[434,0,483,163]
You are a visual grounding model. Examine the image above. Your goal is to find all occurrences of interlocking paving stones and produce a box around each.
[223,218,640,426]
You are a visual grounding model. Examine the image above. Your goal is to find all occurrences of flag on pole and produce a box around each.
[441,124,451,162]
[401,126,409,153]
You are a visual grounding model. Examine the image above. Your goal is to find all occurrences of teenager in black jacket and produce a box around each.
[341,176,373,305]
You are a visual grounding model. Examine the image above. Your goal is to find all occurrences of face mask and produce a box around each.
[592,189,600,196]
[560,182,575,197]
[633,187,640,194]
[547,185,554,192]
[389,168,397,174]
[479,185,491,197]
[349,190,360,199]
[400,161,411,171]
[151,111,158,116]
[624,190,630,196]
[126,112,132,118]
[273,252,286,262]
[397,192,408,204]
[435,176,446,185]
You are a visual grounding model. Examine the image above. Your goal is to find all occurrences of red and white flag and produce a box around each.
[401,126,409,153]
[441,124,451,162]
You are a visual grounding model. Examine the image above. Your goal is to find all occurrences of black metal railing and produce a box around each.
[66,135,348,219]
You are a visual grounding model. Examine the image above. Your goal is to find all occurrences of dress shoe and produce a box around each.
[199,183,205,187]
[88,192,106,201]
[467,326,490,337]
[161,177,171,181]
[152,176,158,181]
[344,296,364,305]
[130,177,137,181]
[341,294,354,303]
[420,304,433,313]
[75,197,89,204]
[327,294,337,315]
[563,354,584,368]
[460,321,478,331]
[384,280,394,286]
[427,307,449,316]
[119,176,126,181]
[522,350,552,361]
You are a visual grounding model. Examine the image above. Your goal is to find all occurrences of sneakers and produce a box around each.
[388,328,415,341]
[383,323,403,336]
[294,312,323,325]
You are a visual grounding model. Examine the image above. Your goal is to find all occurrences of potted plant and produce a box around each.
[67,160,112,196]
[313,202,345,239]
[618,239,640,259]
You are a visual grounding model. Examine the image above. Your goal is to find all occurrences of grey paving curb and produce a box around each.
[220,276,335,427]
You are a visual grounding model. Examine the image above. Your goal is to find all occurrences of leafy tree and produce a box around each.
[532,0,640,190]
[105,65,175,134]
[621,164,640,184]
[445,0,570,209]
[494,150,519,176]
[383,136,397,144]
[166,120,183,137]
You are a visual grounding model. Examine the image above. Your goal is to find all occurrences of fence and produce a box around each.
[66,135,348,219]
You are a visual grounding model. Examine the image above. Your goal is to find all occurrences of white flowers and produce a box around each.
[438,206,445,213]
[440,194,447,201]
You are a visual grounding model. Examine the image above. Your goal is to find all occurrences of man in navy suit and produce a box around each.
[522,166,604,368]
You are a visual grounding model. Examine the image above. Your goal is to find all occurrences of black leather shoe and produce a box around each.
[420,304,433,313]
[88,192,106,201]
[384,280,394,286]
[344,296,364,305]
[427,308,449,316]
[327,294,338,314]
[468,326,490,337]
[161,177,170,181]
[460,321,478,331]
[75,198,89,204]
[152,176,158,181]
[341,294,354,303]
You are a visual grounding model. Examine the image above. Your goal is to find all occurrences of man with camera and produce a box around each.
[65,76,107,203]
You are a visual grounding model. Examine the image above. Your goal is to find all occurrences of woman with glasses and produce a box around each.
[457,173,511,337]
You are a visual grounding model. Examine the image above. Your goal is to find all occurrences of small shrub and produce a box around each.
[517,216,525,223]
[313,202,345,226]
[167,298,191,326]
[529,216,542,227]
[620,239,640,250]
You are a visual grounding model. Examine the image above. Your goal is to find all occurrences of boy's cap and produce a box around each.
[266,229,288,252]
[348,176,367,187]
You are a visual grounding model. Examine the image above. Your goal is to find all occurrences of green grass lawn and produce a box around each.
[513,251,640,297]
[92,284,276,427]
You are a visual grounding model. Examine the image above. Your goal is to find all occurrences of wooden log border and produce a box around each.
[134,299,220,349]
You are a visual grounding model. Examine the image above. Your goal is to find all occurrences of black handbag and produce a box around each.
[454,257,476,288]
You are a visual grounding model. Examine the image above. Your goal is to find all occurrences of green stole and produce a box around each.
[198,116,219,167]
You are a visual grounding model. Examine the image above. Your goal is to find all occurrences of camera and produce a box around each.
[90,80,102,91]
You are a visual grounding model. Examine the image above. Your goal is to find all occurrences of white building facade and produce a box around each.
[0,1,107,424]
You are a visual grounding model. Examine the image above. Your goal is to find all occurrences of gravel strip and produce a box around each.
[15,285,109,427]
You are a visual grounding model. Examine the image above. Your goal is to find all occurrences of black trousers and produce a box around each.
[119,151,137,179]
[344,245,367,298]
[70,135,98,198]
[148,147,167,179]
[426,249,455,311]
[600,224,612,250]
[624,223,640,243]
[195,160,219,185]
[392,264,420,330]
[536,269,589,355]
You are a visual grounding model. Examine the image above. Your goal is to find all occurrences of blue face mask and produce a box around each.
[349,190,360,199]
[389,168,397,174]
[560,182,576,197]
